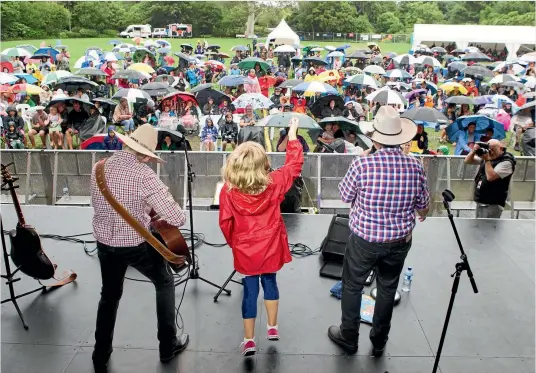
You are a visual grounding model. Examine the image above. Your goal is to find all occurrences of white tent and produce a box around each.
[412,24,536,61]
[266,19,300,47]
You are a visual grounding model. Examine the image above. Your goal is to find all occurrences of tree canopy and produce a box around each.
[1,1,534,41]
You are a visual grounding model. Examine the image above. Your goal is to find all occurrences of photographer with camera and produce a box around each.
[464,139,516,219]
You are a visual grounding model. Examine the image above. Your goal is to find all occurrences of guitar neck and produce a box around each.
[9,185,26,225]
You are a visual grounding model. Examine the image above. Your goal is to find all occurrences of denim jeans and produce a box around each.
[92,242,177,364]
[242,274,279,319]
[340,233,411,347]
[120,119,135,132]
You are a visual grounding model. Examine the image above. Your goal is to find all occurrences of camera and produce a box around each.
[475,141,489,157]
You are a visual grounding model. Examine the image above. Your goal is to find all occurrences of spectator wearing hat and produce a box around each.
[328,106,429,357]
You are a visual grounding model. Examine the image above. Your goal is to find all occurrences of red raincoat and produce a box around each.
[219,140,304,276]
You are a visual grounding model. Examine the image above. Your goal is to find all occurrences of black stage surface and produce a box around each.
[1,206,535,373]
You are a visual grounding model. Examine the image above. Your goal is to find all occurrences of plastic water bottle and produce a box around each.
[401,267,413,292]
[62,187,71,201]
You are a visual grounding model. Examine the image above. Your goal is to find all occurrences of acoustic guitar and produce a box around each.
[95,160,190,266]
[1,163,55,280]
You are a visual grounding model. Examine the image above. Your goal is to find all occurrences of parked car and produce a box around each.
[120,24,152,38]
[152,28,168,38]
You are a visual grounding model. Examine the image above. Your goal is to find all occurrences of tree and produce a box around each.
[398,2,445,31]
[290,2,360,33]
[355,15,374,33]
[376,12,404,34]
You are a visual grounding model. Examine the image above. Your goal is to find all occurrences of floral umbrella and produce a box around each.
[233,93,274,110]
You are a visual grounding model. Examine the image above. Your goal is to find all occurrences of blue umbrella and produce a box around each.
[109,40,121,45]
[426,81,437,95]
[217,75,255,87]
[157,48,171,54]
[446,115,506,141]
[13,73,38,84]
[32,47,60,62]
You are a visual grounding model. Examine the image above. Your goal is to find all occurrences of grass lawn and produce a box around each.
[1,37,411,69]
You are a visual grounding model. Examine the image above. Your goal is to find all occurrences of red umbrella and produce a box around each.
[205,60,225,70]
[160,91,199,108]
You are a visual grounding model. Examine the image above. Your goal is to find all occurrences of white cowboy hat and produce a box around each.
[114,124,163,163]
[367,106,417,146]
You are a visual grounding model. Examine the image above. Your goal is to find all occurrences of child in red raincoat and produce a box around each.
[219,118,303,357]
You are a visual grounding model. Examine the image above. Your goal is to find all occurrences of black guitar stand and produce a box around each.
[213,270,243,302]
[0,216,45,330]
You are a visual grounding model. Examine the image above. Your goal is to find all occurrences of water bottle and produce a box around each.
[401,267,413,292]
[62,187,71,201]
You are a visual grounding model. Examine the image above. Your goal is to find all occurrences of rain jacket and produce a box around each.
[103,126,121,150]
[219,139,303,276]
[2,107,25,132]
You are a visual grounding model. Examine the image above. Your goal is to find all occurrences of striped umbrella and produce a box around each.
[1,47,32,57]
[292,81,338,97]
[489,74,520,85]
[345,74,380,87]
[394,54,418,65]
[43,70,73,85]
[9,83,44,95]
[384,69,413,80]
[365,88,407,106]
[112,88,151,103]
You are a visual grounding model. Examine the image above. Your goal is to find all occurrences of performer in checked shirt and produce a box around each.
[90,124,189,373]
[327,106,430,357]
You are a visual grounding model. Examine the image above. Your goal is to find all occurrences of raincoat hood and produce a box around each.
[108,125,116,133]
[226,184,274,216]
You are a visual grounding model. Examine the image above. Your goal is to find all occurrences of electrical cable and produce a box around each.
[289,243,321,258]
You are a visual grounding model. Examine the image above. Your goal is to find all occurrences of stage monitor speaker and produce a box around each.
[320,214,350,263]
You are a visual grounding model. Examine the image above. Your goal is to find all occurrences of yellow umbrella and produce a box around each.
[127,63,155,74]
[318,70,341,81]
[441,82,468,95]
[9,83,44,95]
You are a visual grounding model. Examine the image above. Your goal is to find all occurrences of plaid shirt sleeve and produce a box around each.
[414,164,430,211]
[141,172,186,227]
[338,157,361,204]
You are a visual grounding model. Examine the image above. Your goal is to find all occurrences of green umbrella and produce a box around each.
[319,116,362,133]
[257,113,321,129]
[43,70,73,85]
[1,47,32,57]
[238,57,270,72]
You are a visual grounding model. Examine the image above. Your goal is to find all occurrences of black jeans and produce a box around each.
[93,242,177,364]
[340,233,411,347]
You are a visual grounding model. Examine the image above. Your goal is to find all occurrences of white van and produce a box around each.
[120,25,152,38]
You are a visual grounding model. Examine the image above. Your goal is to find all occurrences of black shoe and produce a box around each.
[371,345,385,357]
[327,325,358,354]
[160,333,190,363]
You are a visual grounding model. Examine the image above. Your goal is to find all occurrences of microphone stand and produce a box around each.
[174,140,230,296]
[432,190,478,373]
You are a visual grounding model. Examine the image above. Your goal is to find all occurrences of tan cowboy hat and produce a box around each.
[367,106,417,146]
[114,124,163,163]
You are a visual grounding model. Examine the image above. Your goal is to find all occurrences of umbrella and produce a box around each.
[274,45,296,53]
[205,60,225,69]
[141,82,173,97]
[55,76,98,91]
[108,40,121,45]
[292,81,338,97]
[231,45,248,52]
[523,92,536,99]
[489,74,520,85]
[195,88,228,107]
[365,88,407,106]
[344,74,380,87]
[190,83,213,93]
[217,75,255,87]
[303,57,328,66]
[257,113,321,129]
[401,107,448,123]
[342,66,362,75]
[16,44,37,53]
[157,48,171,54]
[445,96,475,105]
[160,91,199,107]
[13,73,38,84]
[73,55,98,69]
[441,82,469,95]
[347,51,368,59]
[431,47,447,54]
[522,76,536,89]
[206,45,220,51]
[216,52,230,59]
[180,44,193,50]
[327,51,344,58]
[112,69,148,81]
[277,79,302,89]
[46,96,96,110]
[155,40,171,48]
[127,63,155,74]
[310,47,324,52]
[103,52,119,62]
[238,57,270,71]
[324,45,336,51]
[501,81,524,89]
[363,65,386,75]
[112,88,151,102]
[31,47,60,62]
[233,93,274,110]
[0,72,18,85]
[415,56,442,68]
[519,101,536,110]
[310,95,345,118]
[461,52,491,62]
[156,128,184,145]
[76,67,107,77]
[446,115,506,141]
[319,116,361,132]
[384,69,413,80]
[405,89,427,102]
[462,65,494,78]
[1,47,32,57]
[393,54,418,65]
[520,52,536,63]
[9,83,44,95]
[43,70,73,85]
[448,62,467,72]
[80,134,121,150]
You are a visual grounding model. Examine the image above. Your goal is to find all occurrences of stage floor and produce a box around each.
[1,206,535,373]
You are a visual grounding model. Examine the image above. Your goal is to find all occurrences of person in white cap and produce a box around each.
[328,106,430,357]
[90,124,189,373]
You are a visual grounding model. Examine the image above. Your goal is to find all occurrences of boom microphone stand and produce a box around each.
[174,136,230,296]
[432,190,479,373]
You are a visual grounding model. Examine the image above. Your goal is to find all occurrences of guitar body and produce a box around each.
[10,225,55,280]
[150,215,191,263]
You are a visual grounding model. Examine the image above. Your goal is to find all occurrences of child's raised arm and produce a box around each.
[271,118,304,197]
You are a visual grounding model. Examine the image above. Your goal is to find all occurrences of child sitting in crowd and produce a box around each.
[5,121,25,149]
[103,126,121,150]
[200,117,219,151]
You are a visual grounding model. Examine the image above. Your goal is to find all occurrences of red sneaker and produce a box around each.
[267,326,279,341]
[240,340,256,356]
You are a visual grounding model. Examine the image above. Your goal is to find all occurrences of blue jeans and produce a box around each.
[120,119,135,132]
[242,273,279,319]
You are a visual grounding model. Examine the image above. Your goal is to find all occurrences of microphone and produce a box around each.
[442,189,455,210]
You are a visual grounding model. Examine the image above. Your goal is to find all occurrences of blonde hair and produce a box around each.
[222,141,270,195]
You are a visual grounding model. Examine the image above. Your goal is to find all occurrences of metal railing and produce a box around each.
[1,150,534,218]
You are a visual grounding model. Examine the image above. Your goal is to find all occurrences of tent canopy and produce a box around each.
[266,19,300,47]
[412,24,536,60]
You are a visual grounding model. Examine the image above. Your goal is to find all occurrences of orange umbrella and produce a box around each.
[9,83,44,95]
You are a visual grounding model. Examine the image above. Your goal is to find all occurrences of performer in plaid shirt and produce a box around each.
[90,124,189,373]
[328,106,430,357]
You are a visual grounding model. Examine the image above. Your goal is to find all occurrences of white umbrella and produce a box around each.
[327,51,344,58]
[384,69,412,79]
[489,74,520,85]
[366,87,407,106]
[273,45,295,53]
[520,52,536,62]
[0,72,18,84]
[1,47,32,57]
[345,74,380,87]
[416,56,442,68]
[394,54,418,65]
[363,65,386,75]
[311,47,324,52]
[112,88,152,103]
[522,76,536,89]
[324,45,336,51]
[103,52,118,62]
[233,93,274,110]
[73,55,97,69]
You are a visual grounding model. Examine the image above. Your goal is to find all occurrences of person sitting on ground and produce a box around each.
[103,126,122,150]
[161,134,177,151]
[220,113,239,151]
[410,123,429,154]
[28,106,49,149]
[5,121,25,149]
[200,117,219,151]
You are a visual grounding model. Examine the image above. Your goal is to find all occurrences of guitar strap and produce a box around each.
[94,160,185,265]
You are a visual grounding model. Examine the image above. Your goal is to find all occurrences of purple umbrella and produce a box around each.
[405,89,427,101]
[472,96,494,106]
